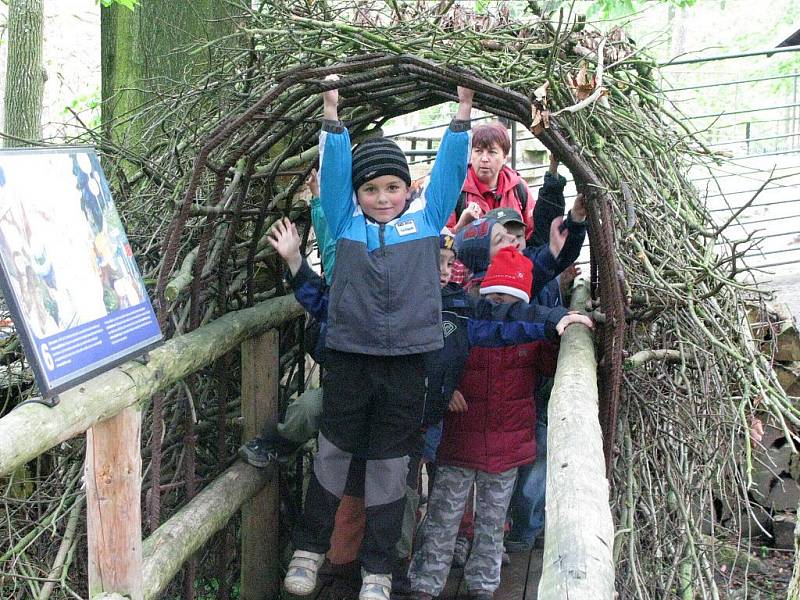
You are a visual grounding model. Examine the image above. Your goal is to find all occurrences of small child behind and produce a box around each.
[408,246,590,600]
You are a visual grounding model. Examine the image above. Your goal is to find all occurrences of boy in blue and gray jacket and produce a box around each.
[284,79,476,600]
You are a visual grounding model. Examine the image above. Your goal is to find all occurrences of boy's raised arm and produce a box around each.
[425,86,474,229]
[319,74,355,240]
[524,194,587,298]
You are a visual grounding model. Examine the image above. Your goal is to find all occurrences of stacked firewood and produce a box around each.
[749,303,800,548]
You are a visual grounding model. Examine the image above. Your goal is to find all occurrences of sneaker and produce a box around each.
[359,569,392,600]
[238,434,299,468]
[238,437,279,468]
[452,536,470,568]
[284,550,324,595]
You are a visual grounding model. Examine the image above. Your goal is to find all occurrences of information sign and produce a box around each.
[0,147,162,397]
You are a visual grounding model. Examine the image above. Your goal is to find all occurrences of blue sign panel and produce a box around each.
[0,147,162,397]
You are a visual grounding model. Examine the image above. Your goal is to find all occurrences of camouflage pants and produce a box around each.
[407,465,517,595]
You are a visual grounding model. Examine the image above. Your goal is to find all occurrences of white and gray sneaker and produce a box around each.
[359,569,392,600]
[284,550,324,596]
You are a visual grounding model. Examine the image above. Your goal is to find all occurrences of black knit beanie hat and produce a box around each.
[351,137,411,192]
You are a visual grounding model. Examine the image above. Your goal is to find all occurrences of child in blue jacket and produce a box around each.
[279,217,588,600]
[284,79,475,600]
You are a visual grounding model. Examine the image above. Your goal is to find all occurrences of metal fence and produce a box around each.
[660,46,800,285]
[389,45,800,287]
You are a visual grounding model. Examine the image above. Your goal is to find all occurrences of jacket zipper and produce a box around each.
[379,223,388,344]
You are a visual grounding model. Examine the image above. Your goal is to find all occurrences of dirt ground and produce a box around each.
[721,545,793,598]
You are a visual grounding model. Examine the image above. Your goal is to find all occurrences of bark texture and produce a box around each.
[4,0,44,146]
[538,281,615,600]
[101,1,235,149]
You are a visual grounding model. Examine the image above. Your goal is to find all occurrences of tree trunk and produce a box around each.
[4,0,44,146]
[100,1,235,149]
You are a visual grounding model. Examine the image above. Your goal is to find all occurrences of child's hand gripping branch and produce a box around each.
[555,311,593,335]
[268,217,302,276]
[322,74,340,121]
[456,85,475,120]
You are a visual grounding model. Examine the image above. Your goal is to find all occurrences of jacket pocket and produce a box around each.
[328,279,352,326]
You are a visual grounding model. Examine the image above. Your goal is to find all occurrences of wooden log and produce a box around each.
[240,329,280,600]
[770,303,800,362]
[538,280,615,600]
[0,295,302,477]
[775,361,800,397]
[141,461,274,600]
[86,407,143,600]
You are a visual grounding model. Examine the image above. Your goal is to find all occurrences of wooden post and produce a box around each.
[85,406,144,600]
[240,328,280,600]
[537,281,615,600]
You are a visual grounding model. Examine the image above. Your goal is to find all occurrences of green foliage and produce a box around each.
[474,0,491,13]
[586,0,698,19]
[535,0,699,20]
[62,89,101,132]
[97,0,139,10]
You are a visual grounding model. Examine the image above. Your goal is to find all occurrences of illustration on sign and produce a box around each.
[0,147,162,397]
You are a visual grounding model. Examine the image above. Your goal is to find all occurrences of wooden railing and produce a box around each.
[0,295,303,600]
[538,281,616,599]
[0,283,616,599]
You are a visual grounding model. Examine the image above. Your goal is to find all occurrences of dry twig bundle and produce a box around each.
[1,1,795,598]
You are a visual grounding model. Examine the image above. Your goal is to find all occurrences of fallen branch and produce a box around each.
[624,349,683,370]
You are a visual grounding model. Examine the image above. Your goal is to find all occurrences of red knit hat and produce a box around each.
[480,247,533,303]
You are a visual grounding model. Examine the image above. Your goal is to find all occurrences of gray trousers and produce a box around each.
[408,465,517,595]
[279,385,420,562]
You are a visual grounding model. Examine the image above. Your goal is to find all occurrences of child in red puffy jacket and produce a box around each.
[407,247,587,600]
